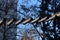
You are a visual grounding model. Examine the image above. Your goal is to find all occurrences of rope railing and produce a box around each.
[0,13,60,25]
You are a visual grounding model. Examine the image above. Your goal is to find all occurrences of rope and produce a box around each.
[0,19,3,25]
[0,13,60,25]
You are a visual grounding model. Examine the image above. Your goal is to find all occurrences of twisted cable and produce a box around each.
[0,13,60,25]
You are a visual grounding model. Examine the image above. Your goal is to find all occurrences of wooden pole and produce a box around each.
[24,32,27,40]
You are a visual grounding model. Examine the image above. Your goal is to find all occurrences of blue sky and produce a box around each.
[17,0,60,40]
[17,0,42,40]
[17,0,42,31]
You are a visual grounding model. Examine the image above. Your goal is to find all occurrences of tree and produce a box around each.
[17,0,60,40]
[0,0,17,40]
